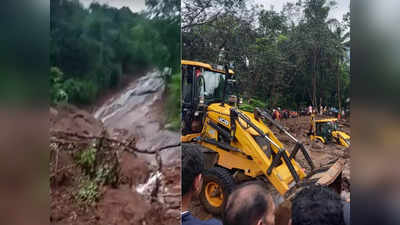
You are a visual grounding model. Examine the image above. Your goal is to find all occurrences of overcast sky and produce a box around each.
[79,0,146,12]
[251,0,349,21]
[79,0,349,21]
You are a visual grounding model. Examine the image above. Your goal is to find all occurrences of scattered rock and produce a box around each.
[160,146,180,168]
[97,187,151,225]
[119,151,150,187]
[50,101,180,225]
[312,141,324,149]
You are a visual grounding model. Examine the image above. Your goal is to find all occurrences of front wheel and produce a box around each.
[200,167,235,215]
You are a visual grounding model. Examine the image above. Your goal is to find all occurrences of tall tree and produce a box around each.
[181,0,245,29]
[301,0,336,107]
[182,0,350,110]
[51,0,180,105]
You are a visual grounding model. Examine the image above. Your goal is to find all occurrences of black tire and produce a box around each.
[200,167,235,216]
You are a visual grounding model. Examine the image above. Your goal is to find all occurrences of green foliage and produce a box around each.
[165,72,181,130]
[51,0,180,105]
[95,165,117,186]
[146,0,180,19]
[77,178,99,205]
[75,146,117,205]
[77,146,97,175]
[250,98,268,109]
[238,104,254,112]
[75,145,118,205]
[183,0,350,110]
[239,98,268,112]
[50,67,69,104]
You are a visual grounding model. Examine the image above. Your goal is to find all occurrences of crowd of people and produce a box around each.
[272,105,347,120]
[182,147,350,225]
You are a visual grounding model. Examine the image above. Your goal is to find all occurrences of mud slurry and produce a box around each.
[50,70,180,225]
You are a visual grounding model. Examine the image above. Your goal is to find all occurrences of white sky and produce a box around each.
[78,0,349,21]
[79,0,146,12]
[251,0,349,21]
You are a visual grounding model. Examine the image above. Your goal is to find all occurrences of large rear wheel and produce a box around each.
[200,167,235,215]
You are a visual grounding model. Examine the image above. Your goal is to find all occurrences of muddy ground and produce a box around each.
[192,115,351,220]
[49,68,351,224]
[50,70,180,225]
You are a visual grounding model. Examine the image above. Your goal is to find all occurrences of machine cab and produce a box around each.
[310,115,340,143]
[316,120,337,140]
[181,60,235,135]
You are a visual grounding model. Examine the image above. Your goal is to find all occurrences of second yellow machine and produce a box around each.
[309,115,350,148]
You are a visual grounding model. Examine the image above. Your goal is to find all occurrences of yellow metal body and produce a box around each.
[309,115,350,148]
[182,60,213,70]
[182,59,306,196]
[181,133,201,142]
[310,135,327,144]
[183,103,306,195]
[182,60,235,74]
[332,131,350,147]
[204,181,224,207]
[314,118,338,123]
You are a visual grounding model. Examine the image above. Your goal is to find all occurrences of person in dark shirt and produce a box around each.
[342,200,350,225]
[181,145,222,225]
[223,181,276,225]
[290,185,346,225]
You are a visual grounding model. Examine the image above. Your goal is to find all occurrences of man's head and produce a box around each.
[181,146,204,197]
[223,181,275,225]
[291,185,345,225]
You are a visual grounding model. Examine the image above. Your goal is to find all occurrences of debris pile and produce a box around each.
[50,105,180,225]
[274,116,351,199]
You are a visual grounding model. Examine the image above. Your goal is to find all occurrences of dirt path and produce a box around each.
[93,69,181,211]
[94,69,180,158]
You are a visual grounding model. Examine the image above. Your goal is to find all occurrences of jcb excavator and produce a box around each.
[181,60,344,215]
[309,115,350,148]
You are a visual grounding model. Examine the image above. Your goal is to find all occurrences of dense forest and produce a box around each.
[50,0,180,106]
[182,0,350,111]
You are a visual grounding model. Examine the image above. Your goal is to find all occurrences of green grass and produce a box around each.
[165,72,181,131]
[76,146,97,175]
[76,177,99,205]
[239,98,268,112]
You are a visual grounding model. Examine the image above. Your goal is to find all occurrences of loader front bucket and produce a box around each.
[275,159,346,225]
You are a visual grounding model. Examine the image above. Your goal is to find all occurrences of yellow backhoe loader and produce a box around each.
[309,115,350,148]
[181,60,344,215]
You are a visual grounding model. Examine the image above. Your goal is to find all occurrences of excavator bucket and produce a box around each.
[275,159,346,225]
